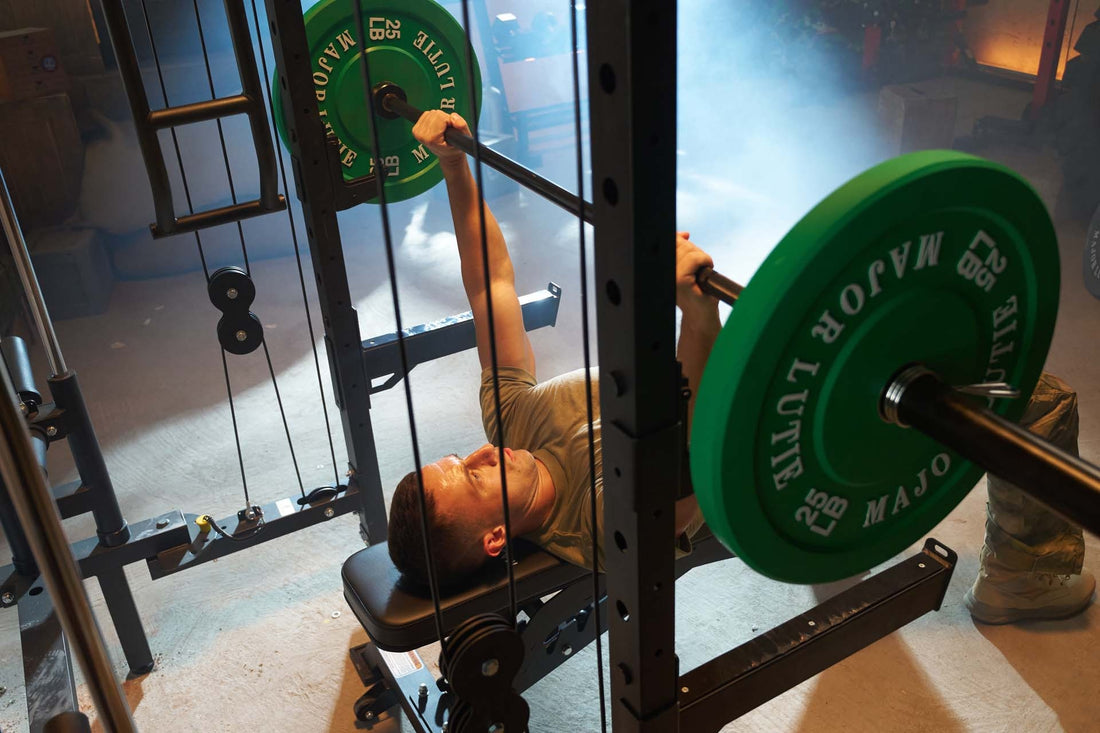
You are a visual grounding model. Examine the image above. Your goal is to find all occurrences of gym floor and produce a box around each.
[3,27,1100,733]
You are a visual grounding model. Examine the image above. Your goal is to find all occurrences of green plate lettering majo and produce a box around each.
[690,151,1060,584]
[273,0,481,203]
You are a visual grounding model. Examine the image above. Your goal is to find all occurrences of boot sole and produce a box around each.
[963,588,1095,625]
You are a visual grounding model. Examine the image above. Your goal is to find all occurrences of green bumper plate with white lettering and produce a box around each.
[690,151,1059,584]
[272,0,481,203]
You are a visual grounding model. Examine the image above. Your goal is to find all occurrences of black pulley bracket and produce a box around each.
[208,267,264,355]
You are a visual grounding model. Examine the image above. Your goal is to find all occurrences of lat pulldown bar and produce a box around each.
[97,0,286,238]
[377,88,1100,538]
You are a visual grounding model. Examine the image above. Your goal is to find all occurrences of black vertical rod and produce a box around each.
[98,564,155,675]
[0,169,68,376]
[0,165,129,546]
[2,337,42,407]
[48,373,130,546]
[221,0,281,211]
[0,367,136,732]
[890,367,1100,536]
[96,0,178,234]
[261,0,389,542]
[588,0,681,731]
[0,470,37,577]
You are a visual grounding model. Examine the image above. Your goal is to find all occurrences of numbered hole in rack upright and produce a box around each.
[599,64,616,93]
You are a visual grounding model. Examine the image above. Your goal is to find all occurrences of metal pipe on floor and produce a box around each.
[0,167,68,377]
[0,366,136,731]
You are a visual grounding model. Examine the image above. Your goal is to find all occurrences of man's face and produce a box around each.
[422,443,540,525]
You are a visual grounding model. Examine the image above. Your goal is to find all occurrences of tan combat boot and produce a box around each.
[964,546,1095,625]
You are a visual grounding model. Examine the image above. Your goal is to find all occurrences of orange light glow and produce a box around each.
[971,37,1068,79]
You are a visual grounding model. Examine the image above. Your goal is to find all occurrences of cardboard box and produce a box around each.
[29,227,113,320]
[0,93,84,227]
[878,84,959,154]
[0,28,70,103]
[0,0,105,75]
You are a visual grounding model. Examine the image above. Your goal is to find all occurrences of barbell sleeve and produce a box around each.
[883,365,1100,537]
[377,89,748,304]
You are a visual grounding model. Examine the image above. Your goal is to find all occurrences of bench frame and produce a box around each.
[343,538,957,731]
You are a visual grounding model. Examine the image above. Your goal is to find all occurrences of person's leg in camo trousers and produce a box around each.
[964,372,1096,624]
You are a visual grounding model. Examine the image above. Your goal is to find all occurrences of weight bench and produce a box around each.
[340,531,735,725]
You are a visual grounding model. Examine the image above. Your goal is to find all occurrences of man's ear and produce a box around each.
[482,525,507,557]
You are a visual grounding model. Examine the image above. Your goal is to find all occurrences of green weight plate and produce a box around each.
[690,151,1060,584]
[273,0,482,203]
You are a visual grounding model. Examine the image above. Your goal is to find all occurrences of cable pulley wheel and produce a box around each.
[690,151,1060,584]
[447,622,524,703]
[272,0,482,203]
[208,266,256,311]
[217,312,265,356]
[440,612,510,681]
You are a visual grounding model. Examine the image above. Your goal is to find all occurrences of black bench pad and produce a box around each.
[343,531,734,653]
[342,539,589,652]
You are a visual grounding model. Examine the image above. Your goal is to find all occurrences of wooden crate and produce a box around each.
[0,93,84,228]
[0,28,70,102]
[0,0,105,74]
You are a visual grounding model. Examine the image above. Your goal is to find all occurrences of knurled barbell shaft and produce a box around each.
[380,92,596,225]
[378,91,745,307]
[886,366,1100,538]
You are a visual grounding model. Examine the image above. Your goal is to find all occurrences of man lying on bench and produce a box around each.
[387,110,719,587]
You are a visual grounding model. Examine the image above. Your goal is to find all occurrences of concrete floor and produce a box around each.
[2,72,1100,732]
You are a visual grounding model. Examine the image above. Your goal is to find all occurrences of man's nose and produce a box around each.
[465,444,496,466]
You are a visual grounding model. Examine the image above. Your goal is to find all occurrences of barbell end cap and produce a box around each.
[372,82,409,121]
[880,363,938,428]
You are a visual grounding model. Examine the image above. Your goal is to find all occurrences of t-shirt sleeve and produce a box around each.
[480,366,537,443]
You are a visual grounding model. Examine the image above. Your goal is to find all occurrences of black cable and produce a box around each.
[569,2,607,729]
[246,0,342,490]
[219,347,251,508]
[191,0,307,501]
[261,341,306,499]
[191,0,250,277]
[136,0,251,509]
[351,0,447,644]
[1065,0,1082,78]
[460,0,520,628]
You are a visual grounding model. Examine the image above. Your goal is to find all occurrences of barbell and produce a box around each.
[274,0,1100,583]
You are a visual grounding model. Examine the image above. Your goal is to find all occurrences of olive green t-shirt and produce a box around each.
[481,366,605,571]
[480,366,704,572]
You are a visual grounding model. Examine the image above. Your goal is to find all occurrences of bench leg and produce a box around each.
[515,576,607,693]
[349,642,450,732]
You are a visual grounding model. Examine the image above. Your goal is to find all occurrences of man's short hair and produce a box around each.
[388,470,490,587]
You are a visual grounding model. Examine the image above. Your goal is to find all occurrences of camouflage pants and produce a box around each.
[981,372,1086,575]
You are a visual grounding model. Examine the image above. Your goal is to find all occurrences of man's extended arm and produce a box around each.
[413,111,535,375]
[674,233,722,536]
